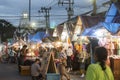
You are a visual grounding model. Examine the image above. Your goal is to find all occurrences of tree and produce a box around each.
[0,19,16,42]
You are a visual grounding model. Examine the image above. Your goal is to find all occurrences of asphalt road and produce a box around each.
[0,63,85,80]
[0,63,31,80]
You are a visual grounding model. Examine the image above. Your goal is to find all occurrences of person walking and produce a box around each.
[66,46,73,72]
[85,47,114,80]
[8,47,16,63]
[58,47,70,80]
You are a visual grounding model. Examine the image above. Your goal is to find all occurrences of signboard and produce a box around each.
[41,52,57,78]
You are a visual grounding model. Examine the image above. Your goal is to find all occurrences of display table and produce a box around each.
[110,57,120,80]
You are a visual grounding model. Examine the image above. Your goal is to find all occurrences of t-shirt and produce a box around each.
[86,63,114,80]
[59,52,67,59]
[31,63,40,76]
[67,48,73,56]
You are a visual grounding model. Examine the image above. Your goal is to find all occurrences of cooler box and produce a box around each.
[46,73,60,80]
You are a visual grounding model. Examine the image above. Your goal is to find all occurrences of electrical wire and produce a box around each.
[0,13,119,20]
[46,0,58,7]
[0,0,112,25]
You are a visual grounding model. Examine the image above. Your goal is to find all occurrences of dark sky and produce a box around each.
[0,0,110,27]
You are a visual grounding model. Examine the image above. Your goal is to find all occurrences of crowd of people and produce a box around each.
[0,42,115,80]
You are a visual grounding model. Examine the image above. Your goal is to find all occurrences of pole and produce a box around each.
[58,0,74,46]
[58,0,74,20]
[40,7,51,34]
[29,0,31,22]
[68,0,72,20]
[0,34,1,43]
[92,0,96,15]
[67,0,74,42]
[45,9,48,34]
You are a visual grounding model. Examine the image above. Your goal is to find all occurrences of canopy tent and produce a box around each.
[103,3,120,34]
[42,37,59,43]
[81,22,119,37]
[28,35,34,41]
[81,22,103,36]
[81,3,120,36]
[103,22,120,34]
[72,16,82,41]
[105,3,117,23]
[11,39,26,49]
[28,31,49,42]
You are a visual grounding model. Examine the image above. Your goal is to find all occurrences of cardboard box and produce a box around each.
[20,66,31,76]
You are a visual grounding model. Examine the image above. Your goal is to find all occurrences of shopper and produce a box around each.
[31,58,42,80]
[85,47,114,80]
[58,47,70,80]
[19,45,27,65]
[66,46,73,72]
[8,47,16,63]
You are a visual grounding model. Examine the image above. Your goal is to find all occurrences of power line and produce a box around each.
[0,14,119,19]
[46,0,58,7]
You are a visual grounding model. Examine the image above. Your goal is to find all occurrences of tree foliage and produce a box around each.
[0,19,16,42]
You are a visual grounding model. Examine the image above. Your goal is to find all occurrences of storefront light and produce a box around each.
[61,32,68,41]
[94,29,106,37]
[56,42,61,47]
[23,13,28,19]
[31,22,36,27]
[31,45,35,49]
[0,45,2,51]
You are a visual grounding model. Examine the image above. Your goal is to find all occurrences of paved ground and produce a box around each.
[0,63,85,80]
[0,63,31,80]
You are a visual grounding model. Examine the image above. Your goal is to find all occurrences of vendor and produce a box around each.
[31,58,42,80]
[19,45,27,65]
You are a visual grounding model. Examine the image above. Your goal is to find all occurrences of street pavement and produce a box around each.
[0,63,31,80]
[0,63,85,80]
[69,71,85,80]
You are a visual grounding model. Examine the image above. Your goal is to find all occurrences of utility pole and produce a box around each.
[58,0,74,41]
[39,7,51,34]
[92,0,97,16]
[58,0,74,20]
[29,0,31,22]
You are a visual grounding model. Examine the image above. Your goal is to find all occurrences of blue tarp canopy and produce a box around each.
[81,22,120,36]
[81,23,103,36]
[28,32,49,42]
[105,3,117,23]
[82,3,120,36]
[103,22,120,34]
[28,35,34,40]
[104,3,120,34]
